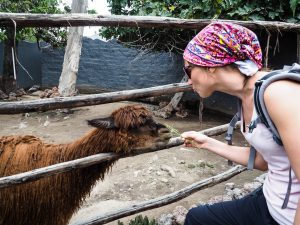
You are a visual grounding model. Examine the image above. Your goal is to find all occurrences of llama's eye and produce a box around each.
[130,125,156,135]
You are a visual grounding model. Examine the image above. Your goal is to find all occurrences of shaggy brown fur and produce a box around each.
[0,105,171,225]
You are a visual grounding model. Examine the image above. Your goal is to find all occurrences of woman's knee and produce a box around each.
[184,206,207,225]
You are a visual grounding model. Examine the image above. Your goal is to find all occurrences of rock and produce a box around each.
[195,201,205,207]
[43,116,50,127]
[156,171,162,176]
[172,206,188,225]
[157,214,174,225]
[243,182,262,193]
[28,85,40,93]
[178,160,185,164]
[8,92,17,100]
[30,90,44,96]
[160,178,168,183]
[133,170,140,177]
[152,154,159,161]
[147,167,154,174]
[18,122,28,129]
[254,173,267,184]
[225,182,235,191]
[0,90,8,100]
[207,195,232,205]
[161,165,176,178]
[232,188,246,199]
[39,86,60,98]
[15,88,26,97]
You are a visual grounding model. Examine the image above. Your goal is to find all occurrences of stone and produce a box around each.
[172,206,188,225]
[225,182,235,190]
[161,165,176,177]
[243,182,262,193]
[157,214,174,225]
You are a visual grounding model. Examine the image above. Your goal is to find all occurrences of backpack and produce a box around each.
[225,63,300,209]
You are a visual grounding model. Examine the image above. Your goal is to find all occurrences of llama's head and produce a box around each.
[87,105,172,152]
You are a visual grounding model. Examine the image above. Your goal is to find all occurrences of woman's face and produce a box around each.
[184,62,215,98]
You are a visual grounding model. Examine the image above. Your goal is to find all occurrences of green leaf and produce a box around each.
[290,0,300,16]
[249,14,265,21]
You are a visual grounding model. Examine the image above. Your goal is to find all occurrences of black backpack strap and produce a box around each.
[225,99,241,144]
[282,166,292,209]
[247,146,256,170]
[225,99,241,166]
[225,113,240,145]
[246,117,263,170]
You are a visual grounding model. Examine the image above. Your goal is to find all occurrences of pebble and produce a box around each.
[161,165,176,178]
[157,214,173,225]
[160,178,168,183]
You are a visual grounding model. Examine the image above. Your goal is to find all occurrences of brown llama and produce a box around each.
[0,104,171,225]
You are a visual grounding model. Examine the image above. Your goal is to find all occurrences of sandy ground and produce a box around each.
[0,100,263,225]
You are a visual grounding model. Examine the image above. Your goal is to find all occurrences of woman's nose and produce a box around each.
[187,79,193,85]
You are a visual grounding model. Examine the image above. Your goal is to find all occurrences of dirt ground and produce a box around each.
[0,99,263,225]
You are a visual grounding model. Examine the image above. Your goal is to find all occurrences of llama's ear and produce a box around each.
[87,117,116,129]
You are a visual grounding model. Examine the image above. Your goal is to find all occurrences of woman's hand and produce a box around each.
[181,131,210,149]
[181,131,268,170]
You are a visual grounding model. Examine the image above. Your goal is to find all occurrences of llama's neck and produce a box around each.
[62,128,132,161]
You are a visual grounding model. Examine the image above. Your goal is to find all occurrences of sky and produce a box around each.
[61,0,111,37]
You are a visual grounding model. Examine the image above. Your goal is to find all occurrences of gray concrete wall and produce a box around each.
[17,41,42,88]
[42,38,184,90]
[0,41,42,88]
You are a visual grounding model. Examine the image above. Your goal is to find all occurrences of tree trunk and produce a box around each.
[58,0,88,97]
[0,27,17,94]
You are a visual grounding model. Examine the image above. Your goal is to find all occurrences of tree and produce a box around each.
[58,0,88,97]
[99,0,300,53]
[0,0,68,94]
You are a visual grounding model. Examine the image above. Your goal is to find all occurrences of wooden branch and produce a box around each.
[0,83,192,114]
[0,13,299,32]
[71,165,247,225]
[154,75,188,119]
[0,122,235,189]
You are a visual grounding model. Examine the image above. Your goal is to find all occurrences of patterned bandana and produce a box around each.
[183,22,262,69]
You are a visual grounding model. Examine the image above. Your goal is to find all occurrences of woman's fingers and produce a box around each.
[181,131,208,147]
[181,131,207,143]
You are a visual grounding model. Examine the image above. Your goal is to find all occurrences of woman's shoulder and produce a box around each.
[265,79,300,101]
[264,79,300,125]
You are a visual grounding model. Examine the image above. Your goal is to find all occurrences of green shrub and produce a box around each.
[118,214,158,225]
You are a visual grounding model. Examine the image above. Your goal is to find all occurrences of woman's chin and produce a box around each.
[195,90,210,98]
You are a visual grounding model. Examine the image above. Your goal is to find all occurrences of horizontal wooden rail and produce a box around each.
[0,123,236,189]
[71,165,247,225]
[0,13,299,31]
[0,83,192,114]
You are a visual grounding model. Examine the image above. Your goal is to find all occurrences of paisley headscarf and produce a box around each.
[183,22,263,71]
